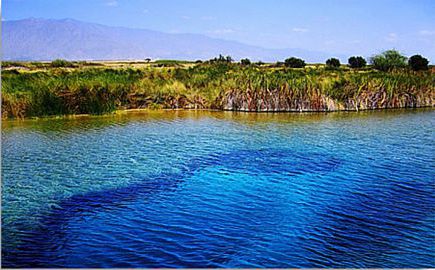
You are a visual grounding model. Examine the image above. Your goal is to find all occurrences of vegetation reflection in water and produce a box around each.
[2,109,434,267]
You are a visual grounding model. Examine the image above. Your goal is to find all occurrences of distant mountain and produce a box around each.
[2,18,343,62]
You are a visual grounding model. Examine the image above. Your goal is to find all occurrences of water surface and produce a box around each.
[2,109,434,267]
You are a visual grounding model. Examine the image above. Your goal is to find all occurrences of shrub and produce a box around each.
[284,57,306,68]
[51,59,75,68]
[209,54,233,63]
[240,58,251,65]
[408,55,429,71]
[2,61,25,68]
[371,50,407,71]
[348,56,367,68]
[326,58,341,68]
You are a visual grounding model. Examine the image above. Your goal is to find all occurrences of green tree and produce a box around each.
[240,58,251,65]
[210,54,233,63]
[284,57,306,68]
[370,50,407,71]
[408,55,429,71]
[326,58,341,68]
[348,56,367,68]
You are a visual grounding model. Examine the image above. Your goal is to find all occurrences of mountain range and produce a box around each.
[2,18,345,62]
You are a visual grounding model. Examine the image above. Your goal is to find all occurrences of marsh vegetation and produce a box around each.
[2,51,433,118]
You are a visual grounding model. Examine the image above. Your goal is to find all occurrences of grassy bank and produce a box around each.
[2,61,434,118]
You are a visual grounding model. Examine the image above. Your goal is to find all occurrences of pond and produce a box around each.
[2,109,434,267]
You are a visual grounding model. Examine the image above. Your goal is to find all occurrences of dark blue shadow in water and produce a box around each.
[4,147,435,267]
[3,148,342,268]
[3,146,435,267]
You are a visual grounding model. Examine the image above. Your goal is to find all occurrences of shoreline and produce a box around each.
[2,105,433,121]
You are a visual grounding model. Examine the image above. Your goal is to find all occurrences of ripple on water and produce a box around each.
[2,110,435,268]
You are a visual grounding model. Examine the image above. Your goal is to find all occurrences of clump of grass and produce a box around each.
[51,59,76,68]
[2,63,434,118]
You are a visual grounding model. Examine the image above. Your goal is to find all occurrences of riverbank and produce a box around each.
[2,61,434,118]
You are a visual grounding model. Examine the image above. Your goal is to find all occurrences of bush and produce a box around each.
[209,54,233,64]
[51,59,75,68]
[408,55,429,71]
[284,57,306,68]
[348,56,367,68]
[240,58,251,65]
[371,50,407,71]
[2,61,25,68]
[326,58,341,68]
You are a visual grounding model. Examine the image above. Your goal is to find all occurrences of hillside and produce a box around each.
[2,18,340,62]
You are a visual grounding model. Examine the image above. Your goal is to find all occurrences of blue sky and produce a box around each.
[3,0,435,59]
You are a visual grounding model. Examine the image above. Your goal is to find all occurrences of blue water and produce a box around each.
[2,109,434,268]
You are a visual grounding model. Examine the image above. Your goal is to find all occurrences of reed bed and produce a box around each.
[2,63,434,118]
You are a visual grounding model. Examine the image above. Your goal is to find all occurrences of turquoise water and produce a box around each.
[2,109,434,267]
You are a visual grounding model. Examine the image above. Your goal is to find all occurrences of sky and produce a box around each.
[3,0,435,59]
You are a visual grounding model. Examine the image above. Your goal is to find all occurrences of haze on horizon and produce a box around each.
[3,0,435,60]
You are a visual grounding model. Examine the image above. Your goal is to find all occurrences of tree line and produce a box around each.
[45,50,430,72]
[236,50,430,71]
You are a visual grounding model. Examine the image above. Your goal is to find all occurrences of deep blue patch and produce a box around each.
[3,148,342,268]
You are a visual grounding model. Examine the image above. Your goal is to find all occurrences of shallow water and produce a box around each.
[2,109,434,268]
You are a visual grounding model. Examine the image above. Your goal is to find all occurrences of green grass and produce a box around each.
[153,59,194,64]
[2,62,434,118]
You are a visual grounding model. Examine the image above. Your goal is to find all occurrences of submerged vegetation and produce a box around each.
[2,50,434,118]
